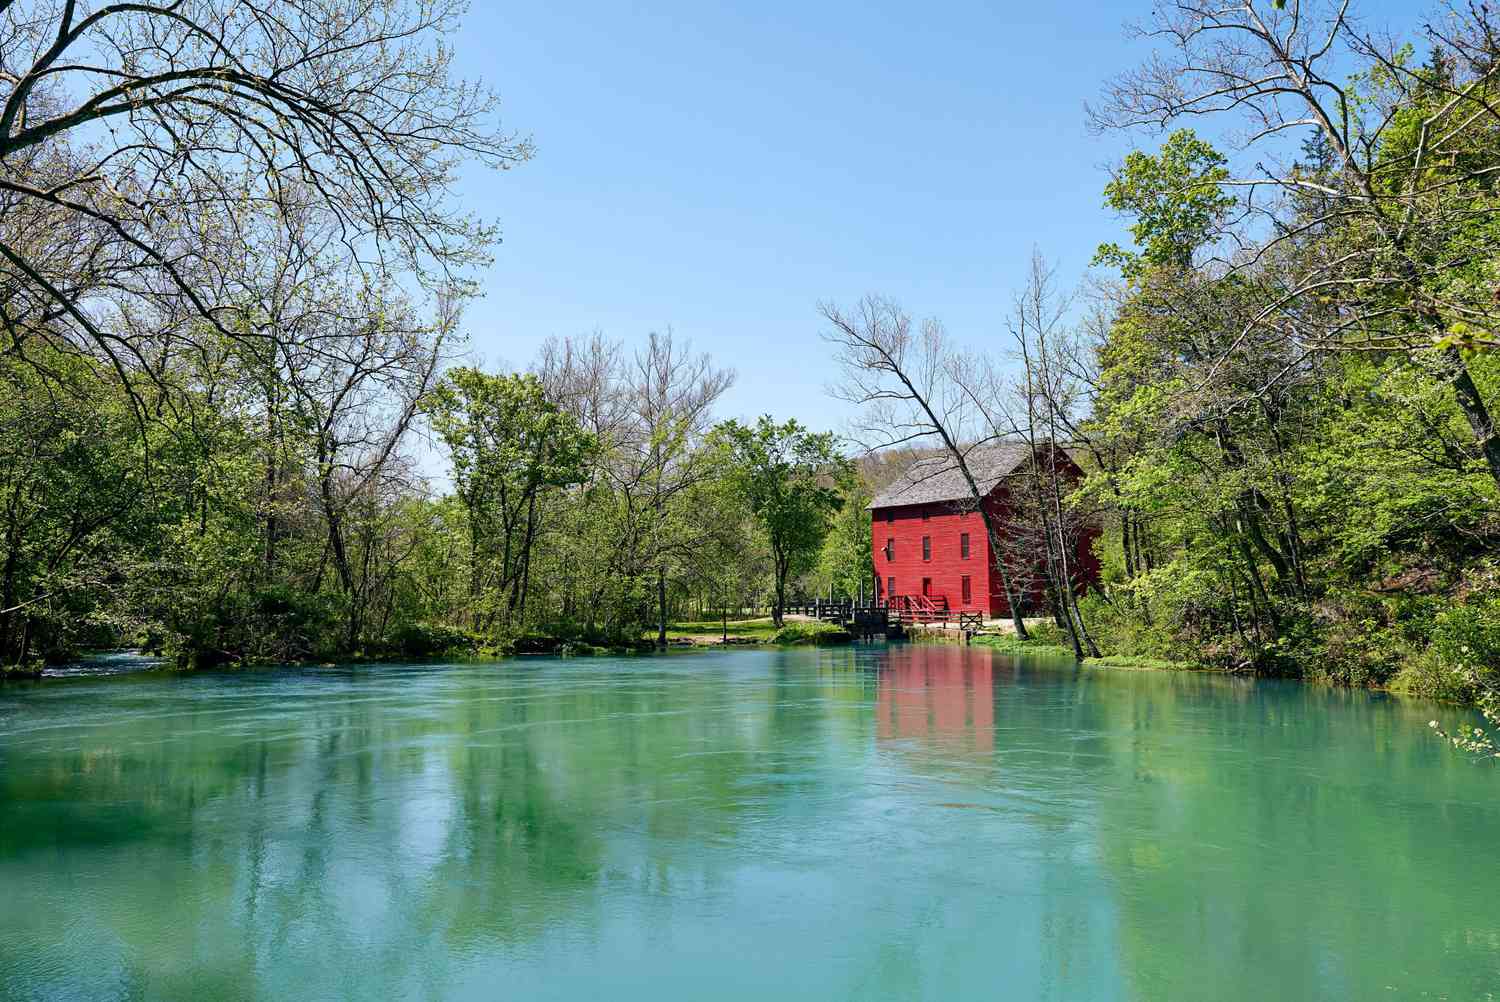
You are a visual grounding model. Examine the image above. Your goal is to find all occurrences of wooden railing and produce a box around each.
[782,599,890,623]
[890,593,952,625]
[783,596,976,627]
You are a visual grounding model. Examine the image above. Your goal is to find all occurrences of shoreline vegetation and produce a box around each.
[4,621,1484,715]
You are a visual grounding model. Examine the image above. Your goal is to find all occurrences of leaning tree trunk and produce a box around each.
[1444,345,1500,491]
[875,353,1029,639]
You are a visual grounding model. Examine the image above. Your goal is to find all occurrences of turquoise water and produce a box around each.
[0,645,1496,1000]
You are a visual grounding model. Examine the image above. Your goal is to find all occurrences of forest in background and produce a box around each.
[2,0,1499,751]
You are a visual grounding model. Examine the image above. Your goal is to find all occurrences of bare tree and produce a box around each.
[536,332,632,451]
[0,0,526,408]
[945,254,1101,657]
[822,295,1031,638]
[1009,256,1102,657]
[615,331,734,647]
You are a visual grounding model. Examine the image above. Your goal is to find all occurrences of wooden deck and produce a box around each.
[782,599,987,641]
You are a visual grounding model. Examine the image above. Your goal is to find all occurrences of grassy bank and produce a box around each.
[967,633,1077,659]
[662,617,851,646]
[914,622,1204,672]
[1083,654,1204,672]
[769,621,852,645]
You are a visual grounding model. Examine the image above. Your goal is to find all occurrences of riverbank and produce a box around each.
[912,623,1481,703]
[661,618,852,647]
[905,623,1212,673]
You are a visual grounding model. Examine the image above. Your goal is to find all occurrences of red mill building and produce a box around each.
[868,443,1100,618]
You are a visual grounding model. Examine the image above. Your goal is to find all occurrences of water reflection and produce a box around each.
[875,644,997,752]
[0,649,1496,1001]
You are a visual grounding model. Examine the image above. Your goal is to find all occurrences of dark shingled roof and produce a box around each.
[868,443,1032,509]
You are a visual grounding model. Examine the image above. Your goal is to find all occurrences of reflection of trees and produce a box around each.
[4,655,1496,999]
[1075,670,1500,1001]
[0,660,880,996]
[864,649,1500,1000]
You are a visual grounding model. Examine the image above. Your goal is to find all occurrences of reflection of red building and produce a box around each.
[869,444,1100,617]
[875,646,997,752]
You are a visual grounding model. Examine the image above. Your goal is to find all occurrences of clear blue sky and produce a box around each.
[449,0,1422,432]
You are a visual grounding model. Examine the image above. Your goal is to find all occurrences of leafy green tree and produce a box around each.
[816,474,874,601]
[425,369,595,633]
[1093,129,1234,279]
[0,351,143,667]
[714,417,850,626]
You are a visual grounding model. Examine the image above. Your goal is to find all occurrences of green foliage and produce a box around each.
[968,632,1076,658]
[713,416,851,623]
[387,622,482,659]
[1084,655,1200,671]
[1075,113,1500,701]
[1430,600,1500,688]
[169,585,344,668]
[424,369,595,634]
[815,476,874,599]
[1093,129,1234,278]
[769,621,851,645]
[0,351,151,664]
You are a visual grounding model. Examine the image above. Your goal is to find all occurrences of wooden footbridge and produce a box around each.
[784,597,985,641]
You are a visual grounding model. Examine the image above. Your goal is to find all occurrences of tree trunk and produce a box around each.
[985,519,1030,639]
[656,565,668,648]
[1445,345,1500,491]
[1046,569,1084,659]
[264,394,278,576]
[0,539,18,665]
[772,550,788,628]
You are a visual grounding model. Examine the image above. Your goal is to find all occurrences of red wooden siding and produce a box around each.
[873,502,989,613]
[871,452,1102,618]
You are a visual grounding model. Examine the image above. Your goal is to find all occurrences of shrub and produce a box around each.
[1416,600,1500,700]
[1084,655,1198,671]
[171,584,341,667]
[386,622,480,659]
[1430,602,1500,674]
[771,622,851,645]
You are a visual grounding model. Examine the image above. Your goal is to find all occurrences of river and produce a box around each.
[0,645,1495,1000]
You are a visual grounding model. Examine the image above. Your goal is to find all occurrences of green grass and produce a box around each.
[663,618,781,643]
[658,617,852,646]
[968,633,1077,659]
[1083,655,1203,672]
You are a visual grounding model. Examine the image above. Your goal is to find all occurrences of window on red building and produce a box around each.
[887,576,896,600]
[960,532,970,559]
[883,538,894,561]
[961,575,971,605]
[922,536,931,561]
[922,577,931,597]
[885,509,894,523]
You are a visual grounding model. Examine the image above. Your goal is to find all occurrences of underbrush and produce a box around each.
[1084,655,1200,671]
[1070,565,1500,702]
[771,621,851,645]
[968,630,1076,659]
